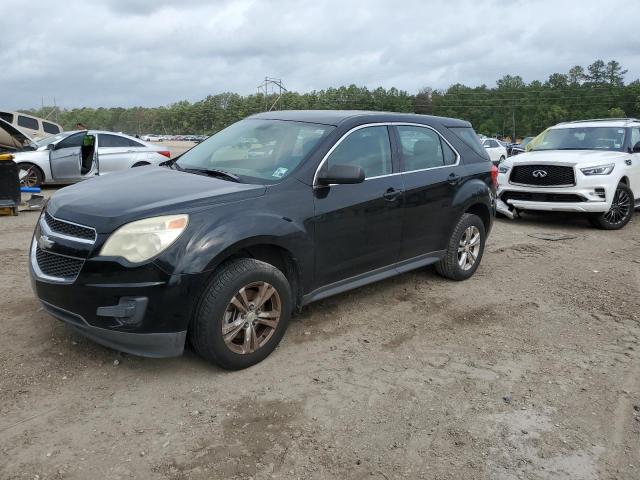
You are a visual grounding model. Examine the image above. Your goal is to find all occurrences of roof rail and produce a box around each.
[567,118,640,124]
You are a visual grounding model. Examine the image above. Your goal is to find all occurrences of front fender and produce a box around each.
[154,208,314,279]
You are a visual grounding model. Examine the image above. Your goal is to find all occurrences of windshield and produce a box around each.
[176,119,334,183]
[530,127,626,152]
[34,132,72,148]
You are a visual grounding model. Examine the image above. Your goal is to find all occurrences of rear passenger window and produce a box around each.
[17,115,39,130]
[42,122,60,134]
[442,140,457,165]
[128,138,145,147]
[326,126,391,178]
[99,134,131,148]
[398,126,451,171]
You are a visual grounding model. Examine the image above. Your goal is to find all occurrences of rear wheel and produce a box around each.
[588,183,634,230]
[436,213,486,281]
[132,161,150,168]
[189,258,292,370]
[17,163,44,187]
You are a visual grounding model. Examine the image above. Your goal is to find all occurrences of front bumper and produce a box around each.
[499,198,608,212]
[497,172,614,214]
[29,221,206,358]
[40,300,187,357]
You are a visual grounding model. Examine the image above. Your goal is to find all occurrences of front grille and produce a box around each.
[510,165,575,187]
[36,247,84,279]
[502,191,585,203]
[45,211,96,241]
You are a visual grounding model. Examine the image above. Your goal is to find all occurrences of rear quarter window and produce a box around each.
[448,127,490,161]
[42,122,61,134]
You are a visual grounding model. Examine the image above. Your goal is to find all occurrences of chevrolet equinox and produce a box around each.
[30,111,496,369]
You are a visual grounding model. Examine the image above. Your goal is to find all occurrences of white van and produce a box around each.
[0,111,63,149]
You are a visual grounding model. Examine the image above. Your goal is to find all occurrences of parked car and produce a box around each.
[482,138,508,165]
[497,118,640,229]
[508,136,534,156]
[0,110,62,150]
[14,130,171,187]
[141,134,163,142]
[30,111,496,369]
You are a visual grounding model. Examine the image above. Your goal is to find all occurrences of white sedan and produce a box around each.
[482,138,508,165]
[12,130,172,187]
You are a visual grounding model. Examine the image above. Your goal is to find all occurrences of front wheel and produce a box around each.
[189,258,292,370]
[436,213,486,281]
[18,163,44,187]
[588,183,634,230]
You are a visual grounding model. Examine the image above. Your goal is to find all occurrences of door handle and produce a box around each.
[447,173,462,186]
[383,187,402,202]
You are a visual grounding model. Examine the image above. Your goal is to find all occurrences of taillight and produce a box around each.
[159,151,171,158]
[490,164,498,190]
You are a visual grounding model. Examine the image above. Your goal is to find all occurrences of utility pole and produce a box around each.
[257,77,287,111]
[512,105,516,143]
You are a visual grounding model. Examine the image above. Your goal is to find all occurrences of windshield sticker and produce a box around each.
[272,167,288,178]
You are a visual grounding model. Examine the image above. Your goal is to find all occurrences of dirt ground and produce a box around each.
[1,186,639,480]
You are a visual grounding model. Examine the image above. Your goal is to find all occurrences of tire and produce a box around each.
[17,163,44,187]
[588,183,634,230]
[189,258,292,370]
[132,161,150,168]
[436,213,486,281]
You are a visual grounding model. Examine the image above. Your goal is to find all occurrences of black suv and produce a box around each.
[30,111,496,369]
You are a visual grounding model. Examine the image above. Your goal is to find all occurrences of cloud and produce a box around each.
[1,0,639,109]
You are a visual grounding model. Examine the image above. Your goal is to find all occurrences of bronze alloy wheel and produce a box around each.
[222,281,281,354]
[457,225,481,271]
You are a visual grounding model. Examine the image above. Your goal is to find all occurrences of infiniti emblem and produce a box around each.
[38,234,55,250]
[532,169,548,178]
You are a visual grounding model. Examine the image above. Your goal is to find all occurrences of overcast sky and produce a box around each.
[2,0,639,110]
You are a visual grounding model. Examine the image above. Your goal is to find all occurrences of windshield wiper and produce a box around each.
[184,167,241,182]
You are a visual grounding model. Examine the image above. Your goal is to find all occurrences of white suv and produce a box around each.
[497,118,640,229]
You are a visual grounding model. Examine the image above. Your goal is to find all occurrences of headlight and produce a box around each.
[498,165,510,174]
[100,214,189,263]
[580,164,614,176]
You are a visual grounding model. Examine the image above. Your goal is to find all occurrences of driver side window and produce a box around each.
[55,133,85,150]
[631,128,640,151]
[326,126,391,179]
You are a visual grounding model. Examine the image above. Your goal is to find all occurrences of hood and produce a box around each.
[0,118,35,152]
[505,149,628,167]
[47,166,267,233]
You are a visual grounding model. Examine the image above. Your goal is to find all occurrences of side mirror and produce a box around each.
[317,164,365,185]
[47,143,55,150]
[633,141,640,153]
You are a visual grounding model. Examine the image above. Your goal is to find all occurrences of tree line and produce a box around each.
[23,59,640,141]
